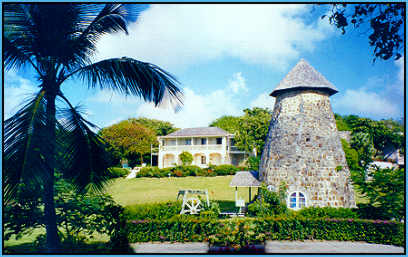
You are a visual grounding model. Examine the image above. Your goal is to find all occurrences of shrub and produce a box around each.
[181,165,201,176]
[212,164,240,176]
[126,216,404,247]
[353,203,398,220]
[247,156,260,171]
[160,167,173,177]
[173,169,183,177]
[136,164,247,178]
[138,166,161,177]
[247,184,288,217]
[200,201,221,218]
[179,151,193,165]
[108,167,130,178]
[297,207,358,219]
[124,201,182,220]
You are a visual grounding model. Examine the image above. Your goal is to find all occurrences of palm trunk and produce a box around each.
[44,92,60,252]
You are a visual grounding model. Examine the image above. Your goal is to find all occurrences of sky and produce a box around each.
[4,4,405,129]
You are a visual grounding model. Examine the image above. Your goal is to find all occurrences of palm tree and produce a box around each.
[4,4,182,251]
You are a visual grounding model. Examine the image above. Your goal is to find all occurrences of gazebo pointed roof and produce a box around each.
[270,59,338,97]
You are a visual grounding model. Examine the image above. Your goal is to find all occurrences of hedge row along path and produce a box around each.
[130,241,404,254]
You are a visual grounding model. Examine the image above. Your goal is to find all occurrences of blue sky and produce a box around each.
[4,4,405,129]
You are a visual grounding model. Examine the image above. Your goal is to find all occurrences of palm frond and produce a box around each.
[77,4,128,40]
[62,4,129,70]
[72,57,183,109]
[3,4,39,72]
[3,38,31,71]
[56,95,113,193]
[4,90,50,203]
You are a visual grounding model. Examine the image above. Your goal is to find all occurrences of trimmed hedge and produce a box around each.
[124,202,182,220]
[297,207,359,219]
[138,164,243,178]
[108,167,130,178]
[126,216,404,247]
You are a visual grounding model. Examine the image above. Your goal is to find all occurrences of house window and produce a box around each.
[185,139,192,145]
[201,156,206,164]
[216,138,222,145]
[201,138,207,145]
[289,192,306,210]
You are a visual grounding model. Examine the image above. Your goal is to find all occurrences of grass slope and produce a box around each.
[105,176,256,206]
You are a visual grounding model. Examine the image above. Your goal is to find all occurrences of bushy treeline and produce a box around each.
[335,114,403,156]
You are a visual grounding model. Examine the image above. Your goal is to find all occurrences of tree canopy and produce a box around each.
[99,120,156,164]
[128,117,178,136]
[335,114,404,152]
[210,107,272,156]
[209,115,241,134]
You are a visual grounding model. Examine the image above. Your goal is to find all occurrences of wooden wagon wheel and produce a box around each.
[184,197,201,214]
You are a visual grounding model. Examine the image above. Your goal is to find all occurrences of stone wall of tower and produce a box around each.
[259,89,356,208]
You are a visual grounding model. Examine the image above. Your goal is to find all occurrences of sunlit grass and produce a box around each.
[105,176,257,206]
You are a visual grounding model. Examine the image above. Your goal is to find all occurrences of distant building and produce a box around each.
[383,145,405,167]
[157,127,247,168]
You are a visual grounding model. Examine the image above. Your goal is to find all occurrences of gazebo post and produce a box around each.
[235,186,238,202]
[249,187,252,202]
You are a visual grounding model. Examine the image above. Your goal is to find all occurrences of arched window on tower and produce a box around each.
[289,192,306,210]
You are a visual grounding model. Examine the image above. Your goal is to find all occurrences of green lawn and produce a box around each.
[105,176,257,206]
[105,176,368,207]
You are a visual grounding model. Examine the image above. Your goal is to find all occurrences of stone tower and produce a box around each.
[259,59,356,209]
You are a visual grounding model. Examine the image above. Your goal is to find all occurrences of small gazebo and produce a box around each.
[230,171,261,206]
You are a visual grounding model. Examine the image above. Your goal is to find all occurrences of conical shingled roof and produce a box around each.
[270,59,338,97]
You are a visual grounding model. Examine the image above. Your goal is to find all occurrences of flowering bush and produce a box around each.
[138,164,240,178]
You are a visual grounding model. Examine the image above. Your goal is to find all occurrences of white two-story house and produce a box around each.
[157,127,247,168]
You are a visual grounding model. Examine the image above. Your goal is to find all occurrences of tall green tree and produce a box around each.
[128,117,178,136]
[235,107,272,156]
[4,4,182,251]
[99,120,156,165]
[209,115,241,134]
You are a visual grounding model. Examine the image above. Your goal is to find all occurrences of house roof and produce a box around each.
[270,58,338,97]
[370,161,396,170]
[230,171,261,187]
[161,127,231,138]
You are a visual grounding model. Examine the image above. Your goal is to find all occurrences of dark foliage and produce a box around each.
[322,4,404,61]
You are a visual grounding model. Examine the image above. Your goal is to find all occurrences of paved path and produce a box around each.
[265,240,404,254]
[130,241,404,254]
[130,242,209,253]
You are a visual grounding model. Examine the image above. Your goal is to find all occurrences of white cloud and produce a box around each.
[250,92,275,110]
[396,58,404,82]
[4,71,38,119]
[136,87,242,128]
[332,88,400,119]
[95,4,332,71]
[88,72,248,128]
[394,58,404,96]
[228,72,247,94]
